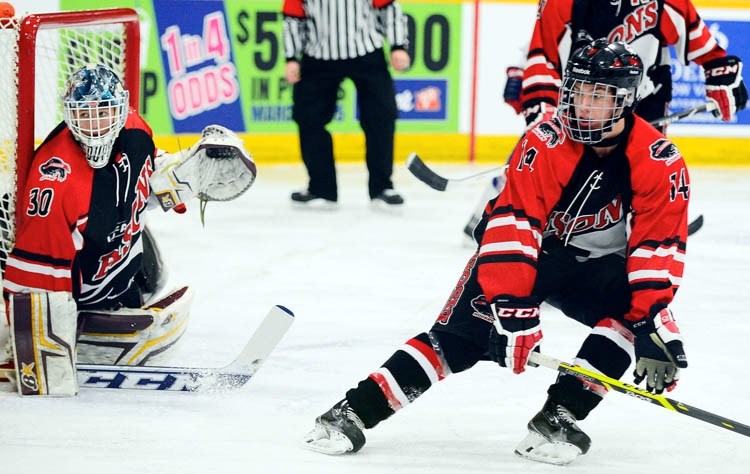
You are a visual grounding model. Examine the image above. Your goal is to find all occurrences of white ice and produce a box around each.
[1,163,748,473]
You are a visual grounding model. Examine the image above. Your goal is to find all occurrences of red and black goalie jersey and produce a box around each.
[4,110,157,310]
[476,115,689,323]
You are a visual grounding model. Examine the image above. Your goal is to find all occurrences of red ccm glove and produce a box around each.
[489,304,542,374]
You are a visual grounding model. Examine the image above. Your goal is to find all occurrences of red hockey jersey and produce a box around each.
[4,111,156,310]
[477,115,688,323]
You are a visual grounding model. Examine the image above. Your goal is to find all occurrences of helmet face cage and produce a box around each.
[558,78,636,145]
[62,64,129,168]
[558,39,643,145]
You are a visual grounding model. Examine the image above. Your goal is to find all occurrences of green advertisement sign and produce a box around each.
[61,0,462,134]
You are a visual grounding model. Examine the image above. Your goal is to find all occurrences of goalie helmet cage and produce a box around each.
[0,8,140,275]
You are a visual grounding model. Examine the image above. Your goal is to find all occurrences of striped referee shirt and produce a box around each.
[282,0,408,61]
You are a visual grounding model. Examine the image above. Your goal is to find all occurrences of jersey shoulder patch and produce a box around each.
[648,138,682,166]
[531,118,566,148]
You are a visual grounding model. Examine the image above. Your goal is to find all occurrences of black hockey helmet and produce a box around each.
[559,38,644,144]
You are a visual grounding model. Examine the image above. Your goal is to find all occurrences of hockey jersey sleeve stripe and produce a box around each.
[630,280,675,293]
[485,215,542,241]
[10,248,72,268]
[479,241,538,260]
[477,254,538,267]
[523,74,563,89]
[629,245,686,262]
[5,256,71,279]
[628,269,681,287]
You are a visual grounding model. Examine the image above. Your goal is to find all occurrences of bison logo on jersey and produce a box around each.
[39,157,72,182]
[470,295,493,323]
[649,138,682,166]
[532,119,565,148]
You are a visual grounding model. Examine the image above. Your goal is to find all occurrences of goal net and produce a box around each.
[0,8,140,275]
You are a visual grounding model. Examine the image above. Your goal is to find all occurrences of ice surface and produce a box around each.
[1,163,748,473]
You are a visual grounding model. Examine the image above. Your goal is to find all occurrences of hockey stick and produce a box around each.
[406,152,507,192]
[649,102,717,127]
[407,104,717,192]
[529,351,750,438]
[0,305,294,392]
[407,151,703,236]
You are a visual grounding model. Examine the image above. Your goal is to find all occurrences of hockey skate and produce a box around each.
[514,399,592,466]
[303,399,366,455]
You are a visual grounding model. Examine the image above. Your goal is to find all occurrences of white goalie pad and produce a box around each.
[150,125,256,211]
[76,286,194,366]
[10,292,78,396]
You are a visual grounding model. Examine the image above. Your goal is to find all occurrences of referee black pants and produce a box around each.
[292,50,398,201]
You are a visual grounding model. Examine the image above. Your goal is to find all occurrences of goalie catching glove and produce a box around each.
[489,302,543,374]
[631,308,688,394]
[150,125,257,211]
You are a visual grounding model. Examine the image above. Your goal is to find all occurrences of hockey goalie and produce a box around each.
[0,64,256,396]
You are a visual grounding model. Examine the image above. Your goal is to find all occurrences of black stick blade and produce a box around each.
[406,152,448,191]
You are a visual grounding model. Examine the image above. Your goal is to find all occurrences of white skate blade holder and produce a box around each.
[303,425,355,455]
[514,430,582,466]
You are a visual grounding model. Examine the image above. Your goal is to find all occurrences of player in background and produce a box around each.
[0,64,256,396]
[303,39,689,466]
[462,0,747,241]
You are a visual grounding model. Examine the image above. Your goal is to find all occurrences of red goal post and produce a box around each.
[0,8,140,271]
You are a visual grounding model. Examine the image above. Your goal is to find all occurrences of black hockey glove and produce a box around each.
[631,308,688,394]
[704,55,748,122]
[488,303,542,374]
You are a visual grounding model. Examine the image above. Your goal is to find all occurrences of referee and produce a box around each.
[282,0,411,209]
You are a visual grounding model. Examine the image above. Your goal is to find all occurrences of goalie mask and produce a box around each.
[559,39,643,145]
[63,64,129,168]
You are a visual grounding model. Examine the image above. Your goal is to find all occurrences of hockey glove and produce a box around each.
[704,55,748,122]
[632,308,688,394]
[503,66,524,114]
[489,303,542,374]
[523,100,557,130]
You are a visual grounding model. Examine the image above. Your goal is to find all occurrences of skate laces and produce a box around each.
[551,404,578,428]
[330,400,365,431]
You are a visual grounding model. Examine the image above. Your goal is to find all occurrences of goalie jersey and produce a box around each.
[4,110,157,310]
[475,115,689,323]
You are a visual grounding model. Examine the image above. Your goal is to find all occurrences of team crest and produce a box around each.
[649,139,681,166]
[532,118,565,148]
[470,295,493,323]
[39,157,72,182]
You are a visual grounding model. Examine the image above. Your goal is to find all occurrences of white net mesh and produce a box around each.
[0,10,136,276]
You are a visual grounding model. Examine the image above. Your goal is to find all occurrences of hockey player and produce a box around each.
[462,0,747,240]
[304,39,689,465]
[1,64,256,396]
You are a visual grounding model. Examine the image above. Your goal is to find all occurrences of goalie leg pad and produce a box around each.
[76,286,194,365]
[10,292,78,396]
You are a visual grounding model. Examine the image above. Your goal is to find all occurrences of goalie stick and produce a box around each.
[1,305,294,392]
[529,352,750,438]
